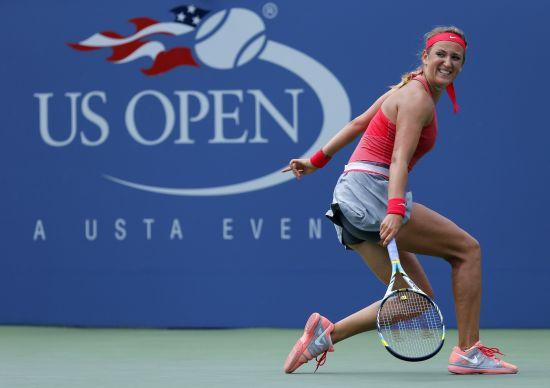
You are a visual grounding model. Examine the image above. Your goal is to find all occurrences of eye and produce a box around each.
[436,51,445,57]
[452,54,462,61]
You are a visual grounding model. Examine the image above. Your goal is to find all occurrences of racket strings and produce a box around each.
[378,290,444,359]
[381,293,439,356]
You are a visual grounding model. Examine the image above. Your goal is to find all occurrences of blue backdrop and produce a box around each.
[1,0,549,328]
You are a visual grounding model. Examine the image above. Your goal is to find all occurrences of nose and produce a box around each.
[443,55,452,68]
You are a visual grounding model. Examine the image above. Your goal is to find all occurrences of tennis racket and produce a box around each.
[376,239,445,361]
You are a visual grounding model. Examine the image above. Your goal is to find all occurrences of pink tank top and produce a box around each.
[349,76,438,171]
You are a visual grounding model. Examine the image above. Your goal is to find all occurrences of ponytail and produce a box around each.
[390,67,423,91]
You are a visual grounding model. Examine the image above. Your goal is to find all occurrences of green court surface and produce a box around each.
[1,326,548,388]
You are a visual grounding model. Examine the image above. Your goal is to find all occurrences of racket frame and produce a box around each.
[376,239,446,362]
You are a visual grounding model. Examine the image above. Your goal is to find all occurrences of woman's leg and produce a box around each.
[396,203,481,350]
[331,242,433,344]
[332,201,481,350]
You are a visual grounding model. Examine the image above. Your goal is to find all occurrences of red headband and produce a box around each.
[426,32,467,50]
[425,33,466,114]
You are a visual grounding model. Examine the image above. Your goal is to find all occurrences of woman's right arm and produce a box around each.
[322,89,394,156]
[283,89,394,179]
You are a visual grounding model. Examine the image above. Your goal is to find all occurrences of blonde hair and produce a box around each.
[391,26,467,90]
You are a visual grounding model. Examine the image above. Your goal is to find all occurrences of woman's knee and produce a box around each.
[448,234,481,266]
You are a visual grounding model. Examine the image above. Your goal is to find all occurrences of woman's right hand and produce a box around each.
[281,158,318,180]
[379,213,404,247]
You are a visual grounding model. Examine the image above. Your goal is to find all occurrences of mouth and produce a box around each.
[437,68,452,77]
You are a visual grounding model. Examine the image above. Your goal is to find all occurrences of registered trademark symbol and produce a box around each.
[262,2,278,19]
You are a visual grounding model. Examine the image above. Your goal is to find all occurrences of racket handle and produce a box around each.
[387,239,399,260]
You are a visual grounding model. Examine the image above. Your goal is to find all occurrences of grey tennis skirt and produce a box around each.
[325,161,413,248]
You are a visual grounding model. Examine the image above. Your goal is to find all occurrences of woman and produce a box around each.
[282,27,518,375]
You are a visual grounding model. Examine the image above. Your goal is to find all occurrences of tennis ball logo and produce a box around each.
[194,8,267,69]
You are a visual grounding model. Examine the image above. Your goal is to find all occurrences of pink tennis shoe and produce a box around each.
[448,341,518,374]
[284,313,334,373]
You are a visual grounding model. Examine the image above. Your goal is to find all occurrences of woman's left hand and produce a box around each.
[379,214,404,247]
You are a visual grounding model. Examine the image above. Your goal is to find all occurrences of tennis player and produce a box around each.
[282,26,518,375]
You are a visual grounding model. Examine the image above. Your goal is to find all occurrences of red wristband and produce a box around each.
[387,198,407,217]
[310,149,331,168]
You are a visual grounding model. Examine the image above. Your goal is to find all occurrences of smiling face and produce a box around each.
[422,41,465,89]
